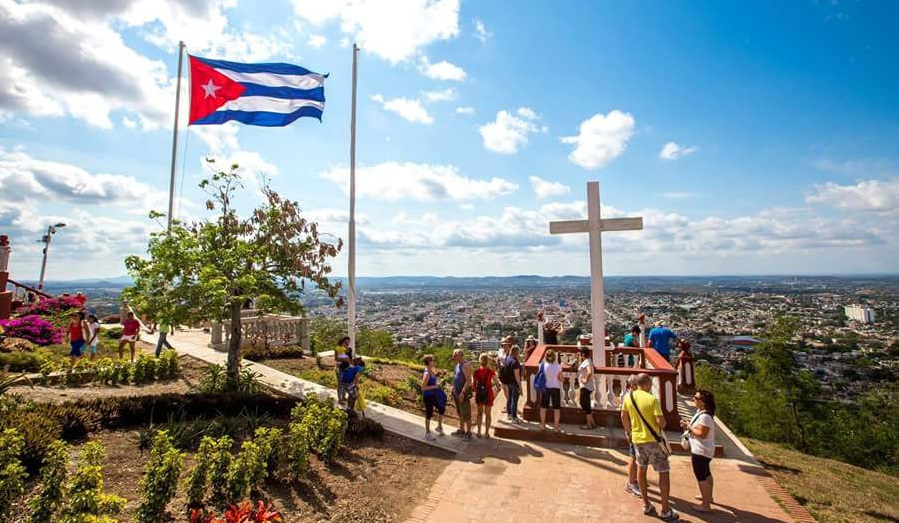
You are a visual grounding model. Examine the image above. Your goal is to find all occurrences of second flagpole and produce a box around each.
[348,43,359,352]
[167,41,185,231]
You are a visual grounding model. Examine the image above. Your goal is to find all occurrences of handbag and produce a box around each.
[630,392,672,456]
[681,411,702,452]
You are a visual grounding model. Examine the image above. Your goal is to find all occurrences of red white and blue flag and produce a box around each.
[188,55,326,127]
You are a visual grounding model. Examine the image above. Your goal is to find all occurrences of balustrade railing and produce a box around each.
[523,344,680,429]
[210,314,310,353]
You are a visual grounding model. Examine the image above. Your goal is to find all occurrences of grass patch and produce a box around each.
[746,438,899,523]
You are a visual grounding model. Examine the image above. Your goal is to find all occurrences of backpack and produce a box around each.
[533,363,547,395]
[475,375,490,404]
[498,359,512,384]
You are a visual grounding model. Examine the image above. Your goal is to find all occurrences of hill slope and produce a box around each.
[746,439,899,523]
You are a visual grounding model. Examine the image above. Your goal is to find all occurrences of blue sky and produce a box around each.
[1,0,897,280]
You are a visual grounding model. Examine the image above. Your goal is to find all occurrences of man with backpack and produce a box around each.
[621,373,678,521]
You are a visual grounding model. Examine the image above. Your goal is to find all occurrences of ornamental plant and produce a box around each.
[0,315,64,346]
[190,500,282,523]
[58,441,126,523]
[136,431,183,523]
[15,296,82,318]
[28,440,68,523]
[0,429,28,519]
[186,437,216,507]
[208,436,234,507]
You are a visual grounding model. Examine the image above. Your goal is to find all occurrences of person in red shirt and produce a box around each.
[74,291,87,309]
[473,353,500,439]
[118,311,141,362]
[66,311,88,359]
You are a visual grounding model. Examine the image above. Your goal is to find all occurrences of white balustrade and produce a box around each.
[210,314,309,353]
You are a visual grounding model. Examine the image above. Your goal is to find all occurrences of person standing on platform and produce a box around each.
[648,323,678,363]
[539,349,563,432]
[497,336,513,413]
[621,373,678,521]
[624,325,641,347]
[620,376,641,497]
[506,345,523,423]
[577,347,596,430]
[451,349,473,439]
[473,353,499,438]
[682,389,717,512]
[421,354,446,441]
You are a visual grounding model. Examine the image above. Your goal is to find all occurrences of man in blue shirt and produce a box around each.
[648,323,677,362]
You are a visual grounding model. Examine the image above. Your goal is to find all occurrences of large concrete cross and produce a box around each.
[549,181,643,364]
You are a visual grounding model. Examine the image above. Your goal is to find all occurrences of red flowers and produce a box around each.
[191,501,283,523]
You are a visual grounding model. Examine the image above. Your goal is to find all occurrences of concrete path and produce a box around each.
[142,328,796,523]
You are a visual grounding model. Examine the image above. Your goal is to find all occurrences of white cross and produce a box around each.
[549,181,643,365]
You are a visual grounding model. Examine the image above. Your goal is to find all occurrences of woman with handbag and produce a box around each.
[681,389,717,512]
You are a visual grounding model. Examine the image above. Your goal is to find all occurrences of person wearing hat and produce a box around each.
[497,336,514,412]
[523,336,537,364]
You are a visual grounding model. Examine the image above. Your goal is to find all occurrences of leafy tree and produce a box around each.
[125,165,342,384]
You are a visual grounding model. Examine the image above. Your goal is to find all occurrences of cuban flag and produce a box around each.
[188,55,326,127]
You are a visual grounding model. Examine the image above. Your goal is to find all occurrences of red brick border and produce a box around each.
[755,474,818,523]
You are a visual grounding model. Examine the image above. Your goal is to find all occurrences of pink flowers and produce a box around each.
[0,315,64,346]
[15,296,82,317]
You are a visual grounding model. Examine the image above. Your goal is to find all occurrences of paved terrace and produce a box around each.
[137,328,805,523]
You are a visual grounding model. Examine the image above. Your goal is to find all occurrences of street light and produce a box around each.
[37,222,66,291]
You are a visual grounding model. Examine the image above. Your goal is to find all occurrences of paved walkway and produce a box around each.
[142,329,796,523]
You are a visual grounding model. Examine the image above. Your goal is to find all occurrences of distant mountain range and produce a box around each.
[27,273,898,292]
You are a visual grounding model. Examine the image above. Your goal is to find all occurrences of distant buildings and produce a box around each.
[844,305,876,324]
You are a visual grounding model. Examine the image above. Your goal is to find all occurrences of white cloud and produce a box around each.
[479,107,543,154]
[422,87,456,102]
[307,34,327,48]
[473,17,492,42]
[455,106,475,115]
[659,141,699,160]
[530,176,570,199]
[561,110,635,170]
[292,0,460,64]
[370,94,434,124]
[191,122,279,183]
[418,56,467,81]
[320,161,518,201]
[806,178,899,213]
[304,207,369,225]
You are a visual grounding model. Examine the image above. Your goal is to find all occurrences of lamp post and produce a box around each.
[37,222,66,291]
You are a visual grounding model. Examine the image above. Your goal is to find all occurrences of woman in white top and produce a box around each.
[681,389,717,512]
[576,347,596,430]
[539,349,564,432]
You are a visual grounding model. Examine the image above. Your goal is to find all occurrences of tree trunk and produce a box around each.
[227,302,242,386]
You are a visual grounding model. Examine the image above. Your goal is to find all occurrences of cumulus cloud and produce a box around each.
[320,161,518,201]
[806,178,899,213]
[479,107,545,154]
[307,34,327,48]
[0,0,292,130]
[418,56,467,81]
[292,0,460,64]
[304,207,369,225]
[422,87,456,102]
[530,176,570,199]
[371,94,433,124]
[561,110,635,170]
[659,142,698,160]
[473,17,492,42]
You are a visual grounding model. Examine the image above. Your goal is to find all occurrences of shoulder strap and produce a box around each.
[630,391,663,443]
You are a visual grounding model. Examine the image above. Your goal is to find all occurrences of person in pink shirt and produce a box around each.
[118,311,141,362]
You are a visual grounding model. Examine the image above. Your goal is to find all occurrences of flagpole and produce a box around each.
[167,41,186,231]
[348,43,359,351]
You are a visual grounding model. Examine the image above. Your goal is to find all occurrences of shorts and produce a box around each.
[88,342,98,355]
[540,388,561,410]
[424,395,445,420]
[579,387,594,414]
[628,442,636,457]
[121,334,137,342]
[70,339,85,357]
[454,390,472,423]
[691,453,713,481]
[634,442,671,473]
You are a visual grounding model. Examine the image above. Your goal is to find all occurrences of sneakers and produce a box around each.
[625,482,642,497]
[659,509,679,521]
[643,505,657,517]
[435,426,444,435]
[425,431,436,441]
[463,432,472,440]
[451,429,465,437]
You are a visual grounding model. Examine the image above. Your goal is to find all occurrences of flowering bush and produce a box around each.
[15,296,82,317]
[190,501,282,523]
[0,315,64,346]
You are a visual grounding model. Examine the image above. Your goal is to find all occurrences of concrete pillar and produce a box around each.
[677,341,696,396]
[0,235,12,320]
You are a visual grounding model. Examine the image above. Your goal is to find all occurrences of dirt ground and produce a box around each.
[6,354,211,403]
[10,427,452,523]
[262,355,462,422]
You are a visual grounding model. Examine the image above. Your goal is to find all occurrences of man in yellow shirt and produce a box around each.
[621,373,677,521]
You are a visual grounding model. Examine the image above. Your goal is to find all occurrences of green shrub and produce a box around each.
[363,384,401,406]
[226,440,263,503]
[131,354,158,384]
[28,440,68,523]
[185,436,216,507]
[252,427,282,477]
[157,350,179,379]
[197,364,228,393]
[102,327,123,340]
[289,395,347,464]
[136,431,183,523]
[243,344,305,361]
[285,420,309,482]
[0,429,27,519]
[59,441,126,523]
[0,410,62,471]
[0,350,50,373]
[208,436,233,507]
